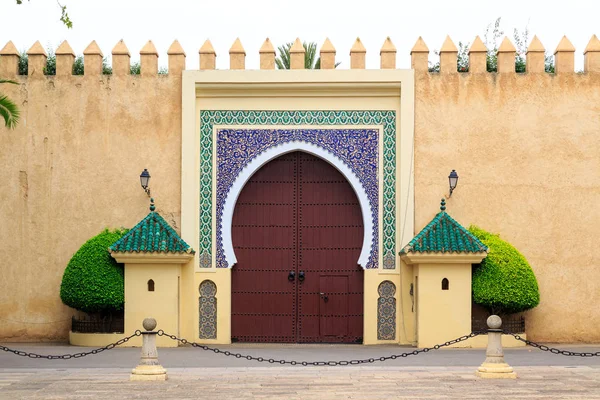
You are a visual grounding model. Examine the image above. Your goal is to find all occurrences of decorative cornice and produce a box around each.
[401,252,488,265]
[111,252,194,264]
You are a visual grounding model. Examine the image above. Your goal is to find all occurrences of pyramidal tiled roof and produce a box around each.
[400,199,488,254]
[110,199,194,254]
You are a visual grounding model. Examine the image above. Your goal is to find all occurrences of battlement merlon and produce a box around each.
[1,35,599,78]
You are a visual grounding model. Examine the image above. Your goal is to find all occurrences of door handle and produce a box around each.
[320,292,329,302]
[298,271,305,282]
[288,271,295,282]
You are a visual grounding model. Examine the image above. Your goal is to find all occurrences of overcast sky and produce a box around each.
[1,0,598,71]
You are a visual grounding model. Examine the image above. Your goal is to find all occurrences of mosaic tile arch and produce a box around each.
[199,110,397,269]
[217,132,378,269]
[199,280,217,339]
[377,280,397,340]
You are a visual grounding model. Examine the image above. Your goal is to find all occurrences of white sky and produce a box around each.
[1,0,598,71]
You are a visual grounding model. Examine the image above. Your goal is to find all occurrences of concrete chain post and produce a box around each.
[476,315,517,379]
[130,318,168,381]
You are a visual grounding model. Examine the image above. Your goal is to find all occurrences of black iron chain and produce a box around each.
[0,330,142,359]
[157,330,483,366]
[506,332,600,357]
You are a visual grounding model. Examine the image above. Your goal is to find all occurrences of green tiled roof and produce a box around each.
[400,199,488,254]
[110,199,194,254]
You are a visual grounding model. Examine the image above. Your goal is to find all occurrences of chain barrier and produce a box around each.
[156,330,484,366]
[505,332,600,357]
[3,329,598,363]
[0,330,142,360]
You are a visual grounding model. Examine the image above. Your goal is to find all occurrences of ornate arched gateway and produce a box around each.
[180,71,416,345]
[231,151,364,343]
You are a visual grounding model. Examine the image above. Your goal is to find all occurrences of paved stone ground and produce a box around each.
[1,343,600,399]
[0,366,599,399]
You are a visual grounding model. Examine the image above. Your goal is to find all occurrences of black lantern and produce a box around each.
[448,169,458,197]
[140,169,151,196]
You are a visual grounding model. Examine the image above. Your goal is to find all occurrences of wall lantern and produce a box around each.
[448,170,458,197]
[140,169,151,197]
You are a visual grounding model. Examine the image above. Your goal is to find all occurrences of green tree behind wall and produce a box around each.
[18,50,113,75]
[429,17,555,73]
[2,1,71,128]
[276,41,341,69]
[15,0,72,28]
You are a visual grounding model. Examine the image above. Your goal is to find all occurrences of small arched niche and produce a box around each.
[199,280,217,339]
[147,279,155,292]
[441,278,449,291]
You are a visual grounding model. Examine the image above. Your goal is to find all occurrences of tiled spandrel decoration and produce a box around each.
[377,280,396,340]
[198,110,397,270]
[216,128,378,269]
[199,280,217,339]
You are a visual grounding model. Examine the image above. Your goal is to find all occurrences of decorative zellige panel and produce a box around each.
[216,128,378,269]
[377,280,396,340]
[199,110,397,269]
[199,280,217,339]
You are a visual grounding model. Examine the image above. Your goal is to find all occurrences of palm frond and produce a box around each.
[304,42,318,69]
[0,79,19,85]
[275,41,342,70]
[313,57,341,70]
[0,94,21,129]
[275,42,293,70]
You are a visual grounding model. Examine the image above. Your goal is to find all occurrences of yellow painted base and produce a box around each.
[476,363,517,379]
[130,365,168,381]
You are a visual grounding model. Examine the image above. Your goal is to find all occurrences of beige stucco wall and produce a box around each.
[1,59,599,345]
[414,71,600,343]
[0,73,183,341]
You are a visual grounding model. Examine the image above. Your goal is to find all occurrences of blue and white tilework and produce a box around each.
[198,110,397,270]
[216,128,379,269]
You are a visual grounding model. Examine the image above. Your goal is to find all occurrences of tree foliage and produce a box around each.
[276,41,341,69]
[0,80,20,129]
[18,50,113,76]
[16,0,72,28]
[469,225,540,315]
[3,0,72,129]
[429,17,555,73]
[60,228,128,314]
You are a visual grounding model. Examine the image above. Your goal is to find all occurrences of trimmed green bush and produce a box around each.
[469,225,540,315]
[60,228,128,314]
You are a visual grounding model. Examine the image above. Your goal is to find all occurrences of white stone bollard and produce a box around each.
[130,318,168,381]
[476,315,517,379]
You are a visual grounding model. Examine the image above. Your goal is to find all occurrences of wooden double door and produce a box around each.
[231,151,364,343]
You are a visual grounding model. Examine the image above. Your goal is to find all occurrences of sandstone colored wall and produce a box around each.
[0,73,183,341]
[1,35,600,343]
[414,71,600,342]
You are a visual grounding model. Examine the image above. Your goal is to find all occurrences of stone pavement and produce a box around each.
[1,366,600,399]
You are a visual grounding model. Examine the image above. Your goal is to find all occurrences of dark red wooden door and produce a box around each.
[231,151,363,343]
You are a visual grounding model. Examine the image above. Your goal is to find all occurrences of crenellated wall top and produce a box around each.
[1,35,600,77]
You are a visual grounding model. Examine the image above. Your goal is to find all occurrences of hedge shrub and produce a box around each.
[60,228,128,314]
[469,225,540,315]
